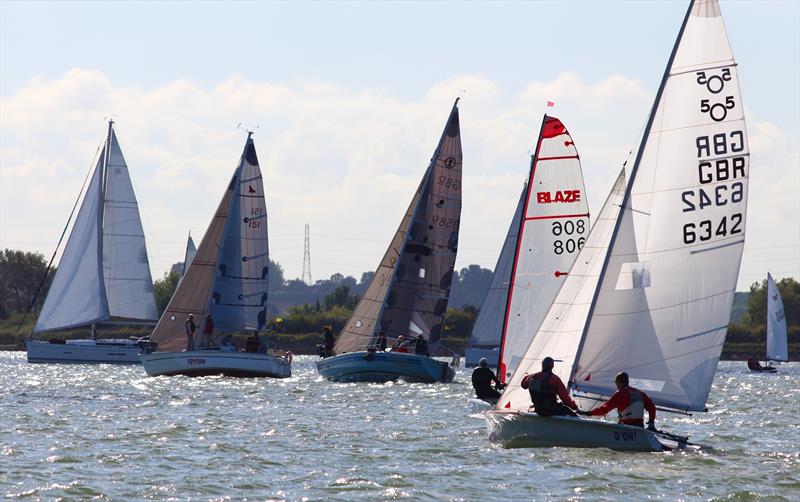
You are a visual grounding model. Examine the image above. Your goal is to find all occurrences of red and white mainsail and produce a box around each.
[496,116,589,383]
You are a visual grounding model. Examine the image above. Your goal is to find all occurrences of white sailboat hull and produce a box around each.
[486,410,678,452]
[26,339,143,364]
[140,350,291,378]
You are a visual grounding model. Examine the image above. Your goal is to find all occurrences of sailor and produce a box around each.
[202,313,215,347]
[393,335,409,353]
[375,330,387,351]
[185,314,196,351]
[317,325,335,358]
[521,356,578,416]
[747,355,761,370]
[579,372,657,430]
[415,334,429,357]
[245,332,261,353]
[471,358,504,403]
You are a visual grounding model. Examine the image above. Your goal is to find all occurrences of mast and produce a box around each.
[93,119,114,338]
[371,98,460,341]
[496,113,548,382]
[568,0,696,387]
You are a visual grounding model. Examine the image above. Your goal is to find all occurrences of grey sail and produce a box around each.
[465,184,526,354]
[334,101,462,353]
[182,234,197,275]
[150,134,268,352]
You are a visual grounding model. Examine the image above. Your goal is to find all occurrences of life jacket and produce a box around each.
[619,387,645,422]
[529,372,558,411]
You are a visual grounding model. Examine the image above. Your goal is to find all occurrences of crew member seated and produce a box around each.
[245,333,261,353]
[414,335,429,357]
[471,358,505,403]
[521,356,578,417]
[747,355,762,370]
[316,325,335,358]
[392,335,409,353]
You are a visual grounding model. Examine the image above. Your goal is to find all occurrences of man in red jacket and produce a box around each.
[521,356,578,417]
[579,372,657,430]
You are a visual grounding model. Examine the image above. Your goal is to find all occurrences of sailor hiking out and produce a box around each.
[578,372,657,430]
[472,357,505,403]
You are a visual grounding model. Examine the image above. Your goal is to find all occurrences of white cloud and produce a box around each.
[1,69,797,289]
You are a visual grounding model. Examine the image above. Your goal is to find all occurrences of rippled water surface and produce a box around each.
[1,353,798,500]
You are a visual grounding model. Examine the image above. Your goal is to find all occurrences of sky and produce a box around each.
[1,0,798,292]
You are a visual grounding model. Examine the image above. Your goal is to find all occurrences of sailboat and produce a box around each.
[465,116,590,388]
[140,132,291,378]
[26,121,158,364]
[315,100,462,383]
[748,273,787,373]
[487,0,749,451]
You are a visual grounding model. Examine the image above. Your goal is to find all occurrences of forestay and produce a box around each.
[465,185,525,358]
[103,129,158,322]
[498,170,627,410]
[150,134,269,352]
[497,116,589,383]
[571,0,749,412]
[334,101,462,354]
[766,273,788,362]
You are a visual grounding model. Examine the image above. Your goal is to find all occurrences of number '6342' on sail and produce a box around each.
[487,0,750,451]
[315,100,463,383]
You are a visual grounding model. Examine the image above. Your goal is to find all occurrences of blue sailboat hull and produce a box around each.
[316,351,455,383]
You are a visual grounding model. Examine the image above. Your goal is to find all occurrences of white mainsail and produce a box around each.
[103,129,158,322]
[149,134,269,352]
[766,273,788,362]
[500,0,749,413]
[465,184,525,358]
[34,122,157,333]
[499,170,627,410]
[497,116,590,383]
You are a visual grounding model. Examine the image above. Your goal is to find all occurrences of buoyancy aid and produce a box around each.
[619,388,645,422]
[529,372,558,411]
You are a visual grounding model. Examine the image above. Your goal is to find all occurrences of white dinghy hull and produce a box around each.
[140,350,291,378]
[26,339,143,364]
[486,411,677,452]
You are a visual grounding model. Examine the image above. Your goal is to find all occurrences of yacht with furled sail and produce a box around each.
[466,115,590,389]
[140,132,291,378]
[26,121,158,364]
[487,0,749,451]
[316,100,462,383]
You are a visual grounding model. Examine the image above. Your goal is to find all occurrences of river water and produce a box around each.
[1,353,798,500]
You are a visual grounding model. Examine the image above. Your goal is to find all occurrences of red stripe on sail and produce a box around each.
[524,212,589,221]
[541,116,567,138]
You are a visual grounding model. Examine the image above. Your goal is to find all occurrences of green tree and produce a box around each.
[0,249,52,316]
[268,258,285,291]
[153,271,181,315]
[323,285,359,311]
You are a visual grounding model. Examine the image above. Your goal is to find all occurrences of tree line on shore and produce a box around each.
[1,248,797,359]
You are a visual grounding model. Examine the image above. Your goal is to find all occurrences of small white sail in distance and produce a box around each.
[182,233,197,276]
[766,273,788,363]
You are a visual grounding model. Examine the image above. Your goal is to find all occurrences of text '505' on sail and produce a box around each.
[26,121,158,364]
[487,0,748,451]
[140,132,291,378]
[316,100,462,383]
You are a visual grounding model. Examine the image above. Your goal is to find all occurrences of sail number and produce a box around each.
[696,68,736,122]
[437,176,461,190]
[683,214,742,244]
[244,207,264,229]
[432,215,459,229]
[552,219,586,255]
